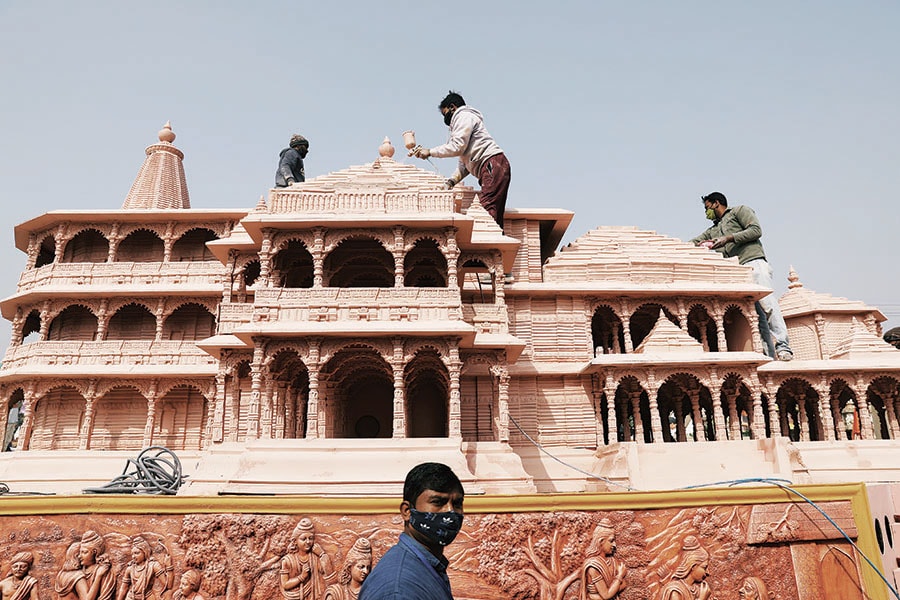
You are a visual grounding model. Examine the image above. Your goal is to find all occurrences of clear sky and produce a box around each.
[1,1,898,344]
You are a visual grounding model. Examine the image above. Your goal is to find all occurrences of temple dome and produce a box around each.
[122,121,191,210]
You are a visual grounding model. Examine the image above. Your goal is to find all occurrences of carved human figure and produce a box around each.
[280,518,335,600]
[581,519,626,600]
[658,536,712,600]
[738,577,773,600]
[54,531,117,600]
[116,536,174,600]
[323,538,372,600]
[0,551,39,600]
[173,570,204,600]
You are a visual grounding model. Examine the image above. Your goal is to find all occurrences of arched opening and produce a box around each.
[21,310,42,344]
[657,375,712,442]
[35,236,56,268]
[47,305,98,341]
[227,361,253,441]
[3,389,25,451]
[62,229,108,263]
[272,240,314,288]
[269,350,310,439]
[613,377,651,443]
[868,377,900,440]
[404,239,448,287]
[106,304,156,340]
[723,305,753,351]
[232,260,261,303]
[831,380,859,440]
[777,379,823,441]
[29,387,85,450]
[155,385,207,450]
[171,228,218,262]
[163,303,215,341]
[116,229,164,262]
[591,305,625,355]
[405,350,449,437]
[629,304,680,349]
[325,238,394,288]
[459,258,495,304]
[721,375,754,439]
[323,347,393,438]
[91,387,147,450]
[687,304,719,352]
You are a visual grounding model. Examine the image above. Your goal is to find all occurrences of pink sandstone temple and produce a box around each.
[2,124,900,597]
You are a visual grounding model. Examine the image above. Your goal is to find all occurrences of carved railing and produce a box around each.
[462,304,509,335]
[1,340,218,370]
[17,262,227,292]
[268,190,455,214]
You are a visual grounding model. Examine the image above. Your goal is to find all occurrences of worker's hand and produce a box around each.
[413,147,431,159]
[710,235,732,249]
[286,178,295,186]
[444,179,456,190]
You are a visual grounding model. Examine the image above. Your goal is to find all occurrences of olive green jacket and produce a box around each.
[690,205,766,265]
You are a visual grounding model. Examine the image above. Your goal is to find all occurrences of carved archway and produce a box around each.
[405,349,449,437]
[47,305,98,341]
[116,229,164,262]
[171,228,217,262]
[322,347,393,438]
[62,229,108,263]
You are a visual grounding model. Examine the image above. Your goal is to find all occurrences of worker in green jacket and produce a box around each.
[692,192,794,361]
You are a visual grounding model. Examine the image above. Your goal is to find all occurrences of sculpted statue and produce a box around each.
[738,577,773,600]
[55,531,116,600]
[0,551,39,600]
[173,570,204,600]
[116,536,174,600]
[658,536,712,600]
[323,538,372,600]
[581,519,626,600]
[280,518,336,600]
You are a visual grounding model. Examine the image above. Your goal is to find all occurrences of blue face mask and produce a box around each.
[408,508,464,546]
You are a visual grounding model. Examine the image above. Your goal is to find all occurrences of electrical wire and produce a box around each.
[507,414,899,597]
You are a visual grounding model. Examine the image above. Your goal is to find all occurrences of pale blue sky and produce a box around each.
[1,1,898,342]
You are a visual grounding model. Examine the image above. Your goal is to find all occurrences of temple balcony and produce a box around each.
[0,340,218,376]
[15,261,227,293]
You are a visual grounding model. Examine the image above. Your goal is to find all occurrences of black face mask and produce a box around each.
[443,109,455,126]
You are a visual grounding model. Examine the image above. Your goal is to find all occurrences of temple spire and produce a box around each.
[122,121,191,210]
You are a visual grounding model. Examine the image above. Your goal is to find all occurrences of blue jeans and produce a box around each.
[747,258,792,356]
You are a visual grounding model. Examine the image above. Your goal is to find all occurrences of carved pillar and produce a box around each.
[226,369,239,442]
[96,299,109,341]
[79,386,97,450]
[258,229,273,287]
[107,223,121,262]
[53,225,66,264]
[393,226,406,288]
[688,389,706,442]
[603,374,618,445]
[832,393,846,441]
[18,387,36,451]
[646,374,664,443]
[853,377,874,440]
[306,340,320,439]
[312,227,325,288]
[490,364,510,443]
[620,308,634,353]
[628,391,642,443]
[248,339,265,440]
[211,367,227,443]
[696,315,710,352]
[155,299,165,341]
[814,381,835,441]
[143,386,158,447]
[751,386,767,439]
[724,389,740,440]
[713,310,728,353]
[796,392,810,441]
[610,322,621,354]
[261,375,275,438]
[163,223,175,263]
[448,344,462,439]
[25,233,37,270]
[445,227,459,288]
[747,304,765,354]
[882,389,900,439]
[676,300,688,334]
[273,382,286,439]
[391,340,406,439]
[38,300,51,340]
[674,400,685,442]
[708,370,726,441]
[285,386,296,438]
[223,251,236,303]
[11,308,23,346]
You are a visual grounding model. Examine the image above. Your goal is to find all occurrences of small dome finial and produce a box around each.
[787,265,803,289]
[158,121,176,143]
[379,136,395,158]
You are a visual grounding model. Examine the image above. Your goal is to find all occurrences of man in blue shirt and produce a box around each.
[360,463,465,600]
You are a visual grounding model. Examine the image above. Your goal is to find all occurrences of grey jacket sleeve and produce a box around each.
[730,205,762,246]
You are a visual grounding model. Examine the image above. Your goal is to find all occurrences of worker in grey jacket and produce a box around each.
[692,192,794,360]
[414,91,510,230]
[275,134,308,187]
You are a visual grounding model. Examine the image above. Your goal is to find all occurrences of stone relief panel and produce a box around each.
[0,496,878,600]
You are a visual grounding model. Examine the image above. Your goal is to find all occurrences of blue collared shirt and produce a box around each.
[360,533,454,600]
